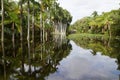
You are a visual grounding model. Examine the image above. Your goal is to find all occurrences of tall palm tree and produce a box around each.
[19,0,23,41]
[31,0,38,42]
[1,0,4,42]
[8,1,19,57]
[27,0,30,41]
[32,5,34,41]
[39,0,43,42]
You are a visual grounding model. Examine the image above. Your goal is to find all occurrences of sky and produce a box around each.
[58,0,120,24]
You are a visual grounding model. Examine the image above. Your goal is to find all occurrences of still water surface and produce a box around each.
[46,40,120,80]
[0,35,120,80]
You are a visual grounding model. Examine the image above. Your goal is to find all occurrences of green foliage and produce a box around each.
[68,34,120,59]
[70,9,120,37]
[0,0,72,39]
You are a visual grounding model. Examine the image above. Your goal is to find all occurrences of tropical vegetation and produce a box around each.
[70,9,120,37]
[0,0,72,42]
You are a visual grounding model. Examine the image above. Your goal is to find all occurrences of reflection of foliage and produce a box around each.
[88,43,107,54]
[69,36,120,70]
[0,37,71,80]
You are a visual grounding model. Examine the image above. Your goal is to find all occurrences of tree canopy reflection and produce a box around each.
[70,36,120,71]
[0,34,71,80]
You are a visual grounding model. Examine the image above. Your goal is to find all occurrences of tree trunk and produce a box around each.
[27,0,30,41]
[60,21,62,34]
[64,23,67,35]
[12,22,15,57]
[27,40,31,75]
[2,41,6,80]
[45,32,47,41]
[1,1,5,77]
[21,38,25,73]
[32,4,35,59]
[20,0,23,41]
[32,4,35,43]
[42,15,45,42]
[102,27,104,33]
[40,13,42,42]
[108,24,111,38]
[1,0,4,42]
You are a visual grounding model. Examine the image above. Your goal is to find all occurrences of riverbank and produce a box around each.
[68,33,109,40]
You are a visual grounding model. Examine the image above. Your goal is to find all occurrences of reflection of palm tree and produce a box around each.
[53,34,66,48]
[2,41,6,80]
[117,55,120,70]
[27,40,31,75]
[12,22,15,57]
[0,36,71,79]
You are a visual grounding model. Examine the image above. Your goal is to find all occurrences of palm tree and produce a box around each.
[39,0,46,42]
[8,1,18,55]
[27,0,30,41]
[1,0,4,42]
[92,11,98,17]
[19,0,24,41]
[32,2,35,43]
[31,0,39,42]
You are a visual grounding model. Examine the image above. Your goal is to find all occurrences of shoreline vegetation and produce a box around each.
[69,9,120,39]
[68,33,120,41]
[68,33,106,38]
[68,33,107,41]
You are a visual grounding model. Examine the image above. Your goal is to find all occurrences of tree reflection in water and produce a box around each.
[70,36,120,71]
[1,41,6,80]
[0,34,71,80]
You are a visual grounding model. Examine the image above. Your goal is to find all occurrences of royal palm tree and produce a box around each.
[31,0,39,42]
[1,0,4,42]
[27,0,30,41]
[32,2,35,42]
[19,0,24,41]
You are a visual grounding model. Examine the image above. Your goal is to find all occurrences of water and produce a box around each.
[0,35,120,80]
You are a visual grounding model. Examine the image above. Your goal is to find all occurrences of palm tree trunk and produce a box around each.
[12,22,15,57]
[32,4,35,59]
[60,21,62,34]
[41,11,45,42]
[32,4,35,43]
[40,13,42,42]
[108,24,111,38]
[21,38,25,73]
[42,18,45,42]
[2,41,6,80]
[1,0,4,42]
[27,0,30,41]
[45,31,47,41]
[1,1,5,78]
[27,40,31,75]
[20,0,23,41]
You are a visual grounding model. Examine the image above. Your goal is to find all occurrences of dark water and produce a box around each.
[0,35,120,80]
